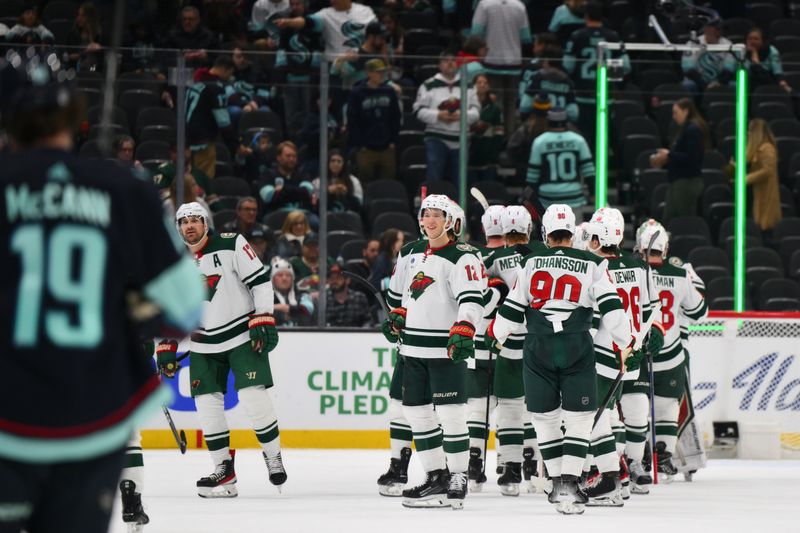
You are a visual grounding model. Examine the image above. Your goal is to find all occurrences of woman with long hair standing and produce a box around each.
[732,119,782,234]
[650,97,710,222]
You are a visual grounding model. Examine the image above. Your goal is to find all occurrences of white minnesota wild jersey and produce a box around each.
[673,258,706,342]
[386,239,428,310]
[190,233,274,353]
[650,260,708,372]
[493,246,630,350]
[400,242,487,359]
[593,252,657,381]
[474,245,503,362]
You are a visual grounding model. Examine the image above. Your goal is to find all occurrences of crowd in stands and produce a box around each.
[3,0,800,313]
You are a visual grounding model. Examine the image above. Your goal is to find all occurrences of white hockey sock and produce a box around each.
[466,396,488,457]
[195,393,231,466]
[561,410,594,477]
[590,409,618,474]
[654,395,679,455]
[238,385,281,457]
[531,408,563,478]
[620,393,649,462]
[609,406,626,456]
[437,403,469,474]
[122,432,144,492]
[388,398,412,459]
[496,397,525,464]
[403,403,446,472]
[523,421,541,460]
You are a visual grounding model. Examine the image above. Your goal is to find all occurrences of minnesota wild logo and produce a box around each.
[202,274,222,301]
[409,272,435,300]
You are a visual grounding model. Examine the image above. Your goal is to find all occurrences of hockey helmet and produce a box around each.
[418,194,456,237]
[586,207,625,249]
[501,205,532,237]
[176,202,210,229]
[540,204,576,244]
[481,205,505,238]
[449,200,466,239]
[572,222,591,251]
[638,222,669,260]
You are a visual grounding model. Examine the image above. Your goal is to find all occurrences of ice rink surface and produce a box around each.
[109,450,799,533]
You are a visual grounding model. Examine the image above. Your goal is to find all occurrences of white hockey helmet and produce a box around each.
[638,221,669,259]
[418,194,456,238]
[175,201,209,229]
[572,222,591,251]
[481,205,505,237]
[449,200,466,239]
[541,203,576,245]
[586,207,625,249]
[501,205,532,237]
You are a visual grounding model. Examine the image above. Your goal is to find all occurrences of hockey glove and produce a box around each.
[625,348,645,372]
[646,322,666,354]
[381,307,407,342]
[447,321,476,362]
[156,340,179,378]
[485,318,502,356]
[249,313,279,353]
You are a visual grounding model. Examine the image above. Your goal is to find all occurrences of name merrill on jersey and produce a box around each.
[532,255,589,274]
[495,255,521,271]
[5,182,111,227]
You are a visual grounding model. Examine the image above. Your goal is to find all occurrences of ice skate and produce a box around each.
[585,472,623,507]
[467,447,486,492]
[120,480,149,532]
[447,471,468,510]
[263,451,287,491]
[197,450,238,498]
[497,462,521,497]
[554,475,587,515]
[656,442,678,483]
[628,459,652,494]
[377,447,412,497]
[402,469,450,508]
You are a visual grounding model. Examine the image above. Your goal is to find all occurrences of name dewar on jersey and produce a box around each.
[614,269,638,284]
[5,182,111,227]
[306,347,398,415]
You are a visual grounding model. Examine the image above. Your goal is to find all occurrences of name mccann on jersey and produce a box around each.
[614,270,637,284]
[533,256,589,274]
[653,275,676,288]
[5,182,111,227]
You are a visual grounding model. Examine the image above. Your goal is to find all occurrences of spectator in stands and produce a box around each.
[162,6,219,69]
[275,0,321,123]
[246,225,273,262]
[348,59,401,182]
[227,46,274,130]
[508,91,551,179]
[345,238,380,280]
[471,0,532,132]
[312,150,364,212]
[519,44,577,123]
[519,32,559,107]
[66,3,104,71]
[380,10,405,82]
[469,74,504,181]
[271,257,315,326]
[223,197,274,260]
[457,35,488,83]
[332,21,390,89]
[186,55,236,179]
[681,19,732,95]
[277,210,314,259]
[743,28,792,93]
[414,52,480,184]
[729,119,782,234]
[236,130,274,184]
[650,98,709,222]
[325,262,373,327]
[122,14,160,74]
[162,172,214,229]
[154,140,211,196]
[369,228,404,291]
[548,0,585,42]
[250,0,291,45]
[113,135,143,171]
[275,0,376,62]
[5,4,53,45]
[527,107,594,210]
[291,235,334,291]
[254,140,314,215]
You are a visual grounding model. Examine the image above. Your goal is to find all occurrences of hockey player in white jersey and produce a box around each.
[488,204,632,514]
[158,202,285,498]
[636,222,708,482]
[389,194,487,509]
[580,208,662,505]
[467,205,505,491]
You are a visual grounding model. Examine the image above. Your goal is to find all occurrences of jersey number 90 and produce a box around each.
[529,271,582,309]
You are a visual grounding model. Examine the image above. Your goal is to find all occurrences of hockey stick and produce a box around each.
[470,187,490,211]
[642,230,661,484]
[156,366,188,454]
[342,271,390,315]
[482,348,493,478]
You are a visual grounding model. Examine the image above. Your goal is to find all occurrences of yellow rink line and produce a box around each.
[141,429,498,450]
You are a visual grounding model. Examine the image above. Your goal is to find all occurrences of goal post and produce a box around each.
[595,42,748,311]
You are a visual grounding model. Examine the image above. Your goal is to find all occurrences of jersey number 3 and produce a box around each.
[529,271,582,309]
[11,224,106,348]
